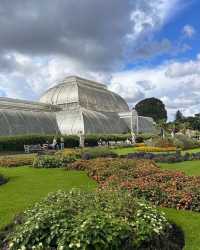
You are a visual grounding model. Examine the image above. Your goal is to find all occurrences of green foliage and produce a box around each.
[135,97,167,122]
[0,134,79,151]
[149,137,175,148]
[33,155,76,168]
[174,134,200,150]
[82,147,117,160]
[175,110,184,122]
[7,190,176,250]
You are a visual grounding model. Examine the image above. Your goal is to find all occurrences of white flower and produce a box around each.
[76,242,81,248]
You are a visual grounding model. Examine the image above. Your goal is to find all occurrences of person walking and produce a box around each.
[60,137,65,150]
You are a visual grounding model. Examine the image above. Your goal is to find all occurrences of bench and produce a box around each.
[24,144,47,154]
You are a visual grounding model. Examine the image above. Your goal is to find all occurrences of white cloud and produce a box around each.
[109,54,200,120]
[182,25,196,38]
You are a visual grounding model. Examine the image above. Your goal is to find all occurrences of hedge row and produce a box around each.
[0,134,133,151]
[0,135,79,151]
[0,133,156,151]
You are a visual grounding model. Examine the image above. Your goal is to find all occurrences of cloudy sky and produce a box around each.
[0,0,199,120]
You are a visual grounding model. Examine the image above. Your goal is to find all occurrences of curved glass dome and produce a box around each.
[40,76,129,113]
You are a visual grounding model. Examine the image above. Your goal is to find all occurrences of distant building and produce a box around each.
[0,76,156,136]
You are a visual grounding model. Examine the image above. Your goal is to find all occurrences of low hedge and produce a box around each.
[5,190,181,250]
[127,151,200,163]
[0,134,79,151]
[81,147,118,160]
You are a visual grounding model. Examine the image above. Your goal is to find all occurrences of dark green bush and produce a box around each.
[0,174,7,185]
[0,134,79,151]
[6,190,179,250]
[82,147,117,160]
[33,155,76,168]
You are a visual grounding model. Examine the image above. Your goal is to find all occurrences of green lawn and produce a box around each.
[0,167,96,229]
[159,160,200,176]
[183,147,200,154]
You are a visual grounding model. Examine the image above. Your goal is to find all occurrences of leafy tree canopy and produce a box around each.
[135,97,167,123]
[175,110,184,122]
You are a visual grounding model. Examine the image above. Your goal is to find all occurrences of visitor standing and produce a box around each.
[160,128,165,139]
[60,137,65,150]
[131,131,136,144]
[52,137,58,150]
[79,132,85,147]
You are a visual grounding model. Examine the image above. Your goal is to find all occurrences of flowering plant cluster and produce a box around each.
[5,190,180,250]
[33,155,77,168]
[136,146,177,152]
[0,154,34,167]
[69,158,200,212]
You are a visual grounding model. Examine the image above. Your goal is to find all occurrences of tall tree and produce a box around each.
[175,110,184,122]
[135,97,167,123]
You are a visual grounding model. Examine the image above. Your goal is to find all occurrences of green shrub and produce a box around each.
[6,190,178,250]
[33,155,76,168]
[82,147,117,160]
[0,134,79,151]
[174,134,200,150]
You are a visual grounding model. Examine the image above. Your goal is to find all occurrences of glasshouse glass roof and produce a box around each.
[0,76,156,136]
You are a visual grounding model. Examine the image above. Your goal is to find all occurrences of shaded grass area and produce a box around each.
[162,208,200,250]
[0,167,96,229]
[159,160,200,176]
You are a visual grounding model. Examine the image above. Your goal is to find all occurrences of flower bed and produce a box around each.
[69,158,200,212]
[0,154,35,167]
[5,190,182,250]
[136,146,177,152]
[127,151,200,163]
[33,154,77,168]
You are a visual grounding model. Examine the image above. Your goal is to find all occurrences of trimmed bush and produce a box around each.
[0,134,79,151]
[0,154,35,167]
[6,190,180,250]
[81,147,117,160]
